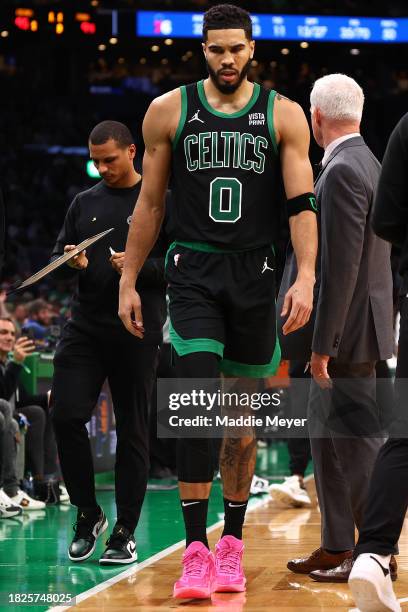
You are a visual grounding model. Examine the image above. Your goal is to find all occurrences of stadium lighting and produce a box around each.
[15,17,30,31]
[75,13,91,22]
[15,8,33,17]
[1,31,9,38]
[80,22,96,34]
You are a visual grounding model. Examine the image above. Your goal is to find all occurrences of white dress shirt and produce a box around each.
[321,133,361,167]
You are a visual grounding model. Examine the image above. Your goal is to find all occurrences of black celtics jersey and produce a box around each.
[170,80,282,249]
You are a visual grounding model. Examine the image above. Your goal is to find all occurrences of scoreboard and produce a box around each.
[136,11,408,44]
[13,7,97,35]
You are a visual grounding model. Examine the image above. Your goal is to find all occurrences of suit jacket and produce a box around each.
[278,136,393,363]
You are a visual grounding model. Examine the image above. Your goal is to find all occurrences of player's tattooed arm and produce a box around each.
[276,92,295,103]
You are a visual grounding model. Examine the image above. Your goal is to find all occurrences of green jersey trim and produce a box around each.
[169,321,224,358]
[172,85,187,150]
[267,90,278,155]
[197,80,261,119]
[220,337,281,378]
[166,240,274,257]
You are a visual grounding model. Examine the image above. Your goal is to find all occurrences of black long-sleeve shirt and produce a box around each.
[372,113,408,288]
[50,179,168,342]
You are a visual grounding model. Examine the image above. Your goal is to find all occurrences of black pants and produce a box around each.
[52,322,159,532]
[149,344,177,474]
[287,360,312,477]
[355,297,408,557]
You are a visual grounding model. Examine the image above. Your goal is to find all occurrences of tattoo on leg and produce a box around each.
[220,436,257,499]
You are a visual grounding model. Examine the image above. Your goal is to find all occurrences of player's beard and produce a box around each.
[206,57,252,94]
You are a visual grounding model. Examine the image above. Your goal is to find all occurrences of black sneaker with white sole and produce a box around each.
[99,524,137,565]
[68,507,108,562]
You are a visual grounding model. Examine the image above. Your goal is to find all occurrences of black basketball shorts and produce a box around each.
[165,241,281,378]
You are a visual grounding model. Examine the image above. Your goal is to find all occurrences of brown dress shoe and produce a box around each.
[287,547,352,574]
[310,555,398,583]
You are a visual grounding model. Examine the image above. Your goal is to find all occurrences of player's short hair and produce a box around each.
[203,4,253,41]
[310,73,364,123]
[89,120,134,148]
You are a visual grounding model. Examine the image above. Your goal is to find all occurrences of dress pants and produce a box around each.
[309,360,384,551]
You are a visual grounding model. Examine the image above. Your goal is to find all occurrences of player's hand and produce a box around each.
[281,276,314,335]
[65,245,88,270]
[110,252,125,275]
[310,352,332,389]
[13,337,36,363]
[118,283,144,339]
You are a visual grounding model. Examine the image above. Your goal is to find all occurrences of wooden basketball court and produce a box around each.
[57,478,408,611]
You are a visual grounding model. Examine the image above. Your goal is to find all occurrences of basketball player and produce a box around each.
[119,4,317,599]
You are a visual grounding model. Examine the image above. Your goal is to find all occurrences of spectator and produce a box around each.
[11,302,27,335]
[0,318,45,510]
[0,398,23,518]
[24,299,52,341]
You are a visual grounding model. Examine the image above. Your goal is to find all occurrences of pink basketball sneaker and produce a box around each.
[214,535,246,592]
[173,541,215,599]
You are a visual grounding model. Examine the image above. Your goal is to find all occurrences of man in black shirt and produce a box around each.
[51,121,167,565]
[348,114,408,611]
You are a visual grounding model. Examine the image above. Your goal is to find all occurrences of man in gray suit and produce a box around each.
[283,74,395,582]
